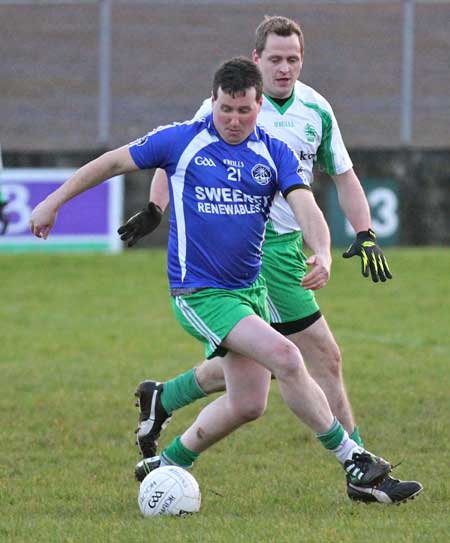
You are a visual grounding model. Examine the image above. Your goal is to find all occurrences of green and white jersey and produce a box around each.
[259,81,352,234]
[194,81,352,235]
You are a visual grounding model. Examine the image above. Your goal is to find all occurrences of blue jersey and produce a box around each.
[129,113,310,290]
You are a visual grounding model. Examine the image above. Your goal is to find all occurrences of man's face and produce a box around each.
[212,87,262,145]
[253,33,303,99]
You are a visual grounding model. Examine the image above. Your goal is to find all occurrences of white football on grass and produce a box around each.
[138,465,201,517]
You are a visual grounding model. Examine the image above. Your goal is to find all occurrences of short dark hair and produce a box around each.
[212,56,263,101]
[254,15,304,57]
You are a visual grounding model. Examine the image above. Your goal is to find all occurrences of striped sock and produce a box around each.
[350,425,364,447]
[316,417,362,464]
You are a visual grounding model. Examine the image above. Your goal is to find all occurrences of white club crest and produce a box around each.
[251,164,272,185]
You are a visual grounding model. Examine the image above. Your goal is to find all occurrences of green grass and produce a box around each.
[1,248,449,543]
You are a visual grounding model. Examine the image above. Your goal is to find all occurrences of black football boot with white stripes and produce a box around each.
[134,380,172,458]
[347,474,423,504]
[135,456,161,482]
[345,451,422,504]
[344,450,391,486]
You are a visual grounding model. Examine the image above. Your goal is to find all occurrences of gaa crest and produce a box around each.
[251,163,272,185]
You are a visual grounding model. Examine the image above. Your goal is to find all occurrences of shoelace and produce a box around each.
[346,452,373,472]
[345,452,389,481]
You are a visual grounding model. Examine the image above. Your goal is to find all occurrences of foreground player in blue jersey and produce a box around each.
[123,17,421,504]
[30,57,414,504]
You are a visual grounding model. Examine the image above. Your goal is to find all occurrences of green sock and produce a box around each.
[161,436,200,468]
[350,426,364,447]
[316,417,345,450]
[160,368,206,414]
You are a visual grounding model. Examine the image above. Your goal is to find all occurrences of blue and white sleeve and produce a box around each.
[276,143,312,197]
[128,125,176,170]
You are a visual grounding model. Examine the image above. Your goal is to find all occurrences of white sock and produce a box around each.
[333,433,364,465]
[159,454,173,467]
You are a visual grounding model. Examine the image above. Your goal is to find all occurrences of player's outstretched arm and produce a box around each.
[117,168,169,247]
[286,188,331,291]
[333,169,392,282]
[30,146,138,239]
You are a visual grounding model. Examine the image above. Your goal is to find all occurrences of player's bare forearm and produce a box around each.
[286,189,331,261]
[30,146,138,239]
[49,147,137,209]
[149,168,170,212]
[117,167,168,247]
[333,169,371,233]
[334,169,392,282]
[286,189,331,289]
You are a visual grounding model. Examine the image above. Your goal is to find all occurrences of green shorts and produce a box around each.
[262,229,320,329]
[170,275,269,359]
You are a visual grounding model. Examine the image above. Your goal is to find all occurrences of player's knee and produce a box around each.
[232,398,267,423]
[306,333,343,380]
[195,362,226,394]
[323,341,342,378]
[238,402,266,422]
[271,341,304,381]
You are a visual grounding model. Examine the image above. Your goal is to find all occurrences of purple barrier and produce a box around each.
[0,169,123,252]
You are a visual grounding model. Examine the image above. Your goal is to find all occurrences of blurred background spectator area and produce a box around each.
[1,0,449,152]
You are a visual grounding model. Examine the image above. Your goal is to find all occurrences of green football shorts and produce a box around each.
[170,275,270,359]
[262,229,320,329]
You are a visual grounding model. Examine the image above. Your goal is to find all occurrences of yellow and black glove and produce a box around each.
[343,229,392,283]
[118,202,162,247]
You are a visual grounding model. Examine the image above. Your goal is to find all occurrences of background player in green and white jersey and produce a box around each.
[119,17,416,504]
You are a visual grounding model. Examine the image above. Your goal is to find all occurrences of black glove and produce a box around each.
[342,229,392,283]
[0,201,9,235]
[117,202,163,247]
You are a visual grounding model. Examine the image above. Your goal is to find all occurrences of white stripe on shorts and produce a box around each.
[175,297,222,351]
[266,295,281,323]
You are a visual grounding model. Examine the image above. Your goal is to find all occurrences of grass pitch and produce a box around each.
[1,248,449,543]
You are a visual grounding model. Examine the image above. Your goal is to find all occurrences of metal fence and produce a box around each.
[1,0,449,151]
